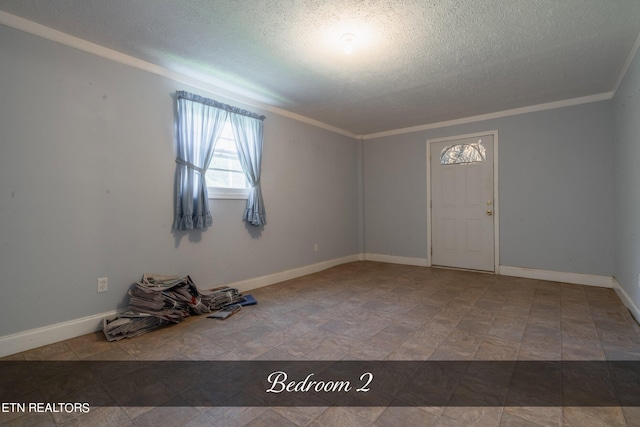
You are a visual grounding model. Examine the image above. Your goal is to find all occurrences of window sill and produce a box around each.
[208,188,249,200]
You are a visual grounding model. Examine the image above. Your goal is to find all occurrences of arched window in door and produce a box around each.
[440,141,486,165]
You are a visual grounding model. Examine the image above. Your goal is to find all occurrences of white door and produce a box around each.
[430,135,495,271]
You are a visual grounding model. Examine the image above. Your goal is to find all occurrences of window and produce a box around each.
[174,90,266,228]
[206,120,250,199]
[440,141,487,165]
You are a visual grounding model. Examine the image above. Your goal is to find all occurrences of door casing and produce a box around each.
[426,130,500,273]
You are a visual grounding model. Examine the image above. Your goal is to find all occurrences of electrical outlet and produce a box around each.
[314,243,319,252]
[97,277,108,293]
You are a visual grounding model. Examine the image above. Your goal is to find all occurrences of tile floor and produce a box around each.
[2,261,640,426]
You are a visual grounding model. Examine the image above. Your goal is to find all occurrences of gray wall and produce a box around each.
[0,24,359,337]
[0,20,629,340]
[364,102,615,277]
[613,46,640,311]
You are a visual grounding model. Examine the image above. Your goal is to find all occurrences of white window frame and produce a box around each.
[207,120,250,200]
[208,186,250,200]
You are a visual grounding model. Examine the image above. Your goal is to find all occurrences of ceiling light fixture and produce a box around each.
[341,33,356,55]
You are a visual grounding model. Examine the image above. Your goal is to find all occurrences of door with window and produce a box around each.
[430,134,495,272]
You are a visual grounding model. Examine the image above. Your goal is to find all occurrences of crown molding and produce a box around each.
[612,31,640,95]
[361,92,614,140]
[0,11,358,139]
[0,11,629,142]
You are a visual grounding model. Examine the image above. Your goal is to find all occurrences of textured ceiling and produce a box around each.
[1,0,640,135]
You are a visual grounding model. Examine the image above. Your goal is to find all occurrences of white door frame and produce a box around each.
[426,130,500,273]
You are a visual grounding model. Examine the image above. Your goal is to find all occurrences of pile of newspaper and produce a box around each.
[103,274,243,341]
[102,312,169,341]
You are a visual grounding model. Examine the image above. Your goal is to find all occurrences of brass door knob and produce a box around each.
[486,210,493,216]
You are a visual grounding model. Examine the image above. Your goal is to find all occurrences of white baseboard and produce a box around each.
[0,256,617,358]
[613,277,640,322]
[0,310,119,358]
[364,253,429,267]
[499,265,613,288]
[0,254,360,358]
[224,254,361,293]
[362,255,614,289]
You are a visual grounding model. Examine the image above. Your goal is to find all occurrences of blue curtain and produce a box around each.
[230,113,266,226]
[174,91,228,230]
